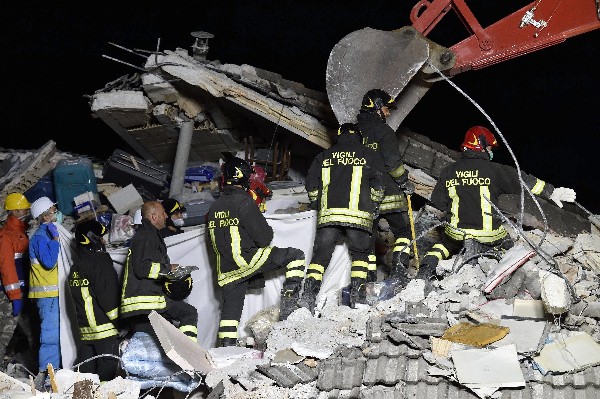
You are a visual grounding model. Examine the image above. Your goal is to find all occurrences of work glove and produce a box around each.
[46,222,59,239]
[12,299,23,316]
[549,187,576,208]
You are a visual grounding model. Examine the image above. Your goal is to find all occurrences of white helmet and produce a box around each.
[132,208,142,225]
[31,196,56,219]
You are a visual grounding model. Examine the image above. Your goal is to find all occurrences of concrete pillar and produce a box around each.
[169,120,194,198]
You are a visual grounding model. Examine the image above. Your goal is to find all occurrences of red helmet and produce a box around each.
[461,126,498,151]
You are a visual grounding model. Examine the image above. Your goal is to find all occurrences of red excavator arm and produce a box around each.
[326,0,600,129]
[411,0,600,75]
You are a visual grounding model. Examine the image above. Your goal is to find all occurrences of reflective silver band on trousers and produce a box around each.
[14,252,23,259]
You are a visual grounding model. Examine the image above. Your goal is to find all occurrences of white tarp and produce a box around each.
[59,209,352,369]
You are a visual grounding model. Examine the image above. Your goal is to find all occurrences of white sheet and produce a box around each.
[59,210,353,368]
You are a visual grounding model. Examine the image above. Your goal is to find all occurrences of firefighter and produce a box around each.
[159,198,186,238]
[0,193,30,367]
[207,156,306,346]
[417,126,577,291]
[300,123,385,311]
[68,220,119,381]
[28,196,61,386]
[119,201,198,342]
[356,89,414,285]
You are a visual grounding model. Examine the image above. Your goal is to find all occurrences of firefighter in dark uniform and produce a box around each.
[159,198,186,238]
[300,123,385,311]
[417,126,577,290]
[68,220,120,381]
[119,201,198,342]
[207,157,307,346]
[356,89,413,285]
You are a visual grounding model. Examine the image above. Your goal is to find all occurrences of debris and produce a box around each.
[452,344,525,398]
[441,322,510,348]
[540,270,573,315]
[533,332,600,374]
[483,245,535,293]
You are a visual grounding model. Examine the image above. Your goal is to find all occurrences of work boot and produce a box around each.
[349,278,367,309]
[297,278,321,315]
[389,252,410,287]
[279,280,301,321]
[220,337,238,347]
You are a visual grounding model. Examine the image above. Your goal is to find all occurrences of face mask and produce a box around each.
[54,211,64,225]
[173,218,185,227]
[18,213,32,223]
[488,151,494,161]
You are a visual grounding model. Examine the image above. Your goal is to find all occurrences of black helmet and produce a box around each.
[337,122,361,136]
[75,220,107,252]
[161,198,186,217]
[361,89,397,112]
[222,157,254,189]
[163,275,193,301]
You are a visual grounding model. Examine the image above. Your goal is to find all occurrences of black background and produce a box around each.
[3,1,599,211]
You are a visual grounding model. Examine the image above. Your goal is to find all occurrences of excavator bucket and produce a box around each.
[326,26,455,131]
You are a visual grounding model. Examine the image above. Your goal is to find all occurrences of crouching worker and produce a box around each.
[68,220,120,381]
[207,157,306,347]
[417,126,577,292]
[120,201,198,342]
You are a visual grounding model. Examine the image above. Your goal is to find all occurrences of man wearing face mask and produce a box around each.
[159,198,186,238]
[28,196,62,388]
[416,126,577,293]
[0,193,31,367]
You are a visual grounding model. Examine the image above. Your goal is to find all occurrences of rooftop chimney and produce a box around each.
[191,31,214,60]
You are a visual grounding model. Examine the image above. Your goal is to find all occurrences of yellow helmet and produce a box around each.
[4,193,31,211]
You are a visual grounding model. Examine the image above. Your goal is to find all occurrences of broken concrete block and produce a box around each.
[106,183,144,215]
[533,332,600,374]
[513,299,546,319]
[539,270,572,315]
[569,233,600,273]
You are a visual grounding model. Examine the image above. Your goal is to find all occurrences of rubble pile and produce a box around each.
[201,225,600,399]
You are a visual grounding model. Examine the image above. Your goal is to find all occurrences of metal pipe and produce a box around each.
[169,120,194,198]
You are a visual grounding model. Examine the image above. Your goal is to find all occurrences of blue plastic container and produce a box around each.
[24,173,56,203]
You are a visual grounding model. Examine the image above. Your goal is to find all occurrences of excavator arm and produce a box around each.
[326,0,600,130]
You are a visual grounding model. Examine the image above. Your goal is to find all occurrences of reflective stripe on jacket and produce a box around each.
[0,215,28,300]
[69,249,120,341]
[305,133,385,231]
[357,111,408,213]
[28,225,60,299]
[120,220,171,318]
[432,150,555,243]
[207,185,274,287]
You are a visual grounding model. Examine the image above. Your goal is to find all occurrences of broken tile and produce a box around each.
[494,318,547,353]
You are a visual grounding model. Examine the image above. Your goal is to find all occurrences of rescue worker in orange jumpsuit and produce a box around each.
[0,193,30,366]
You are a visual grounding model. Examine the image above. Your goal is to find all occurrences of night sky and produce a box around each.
[3,2,599,212]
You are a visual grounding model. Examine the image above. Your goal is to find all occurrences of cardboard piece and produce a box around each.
[483,245,534,293]
[533,332,600,374]
[442,322,510,348]
[148,310,214,376]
